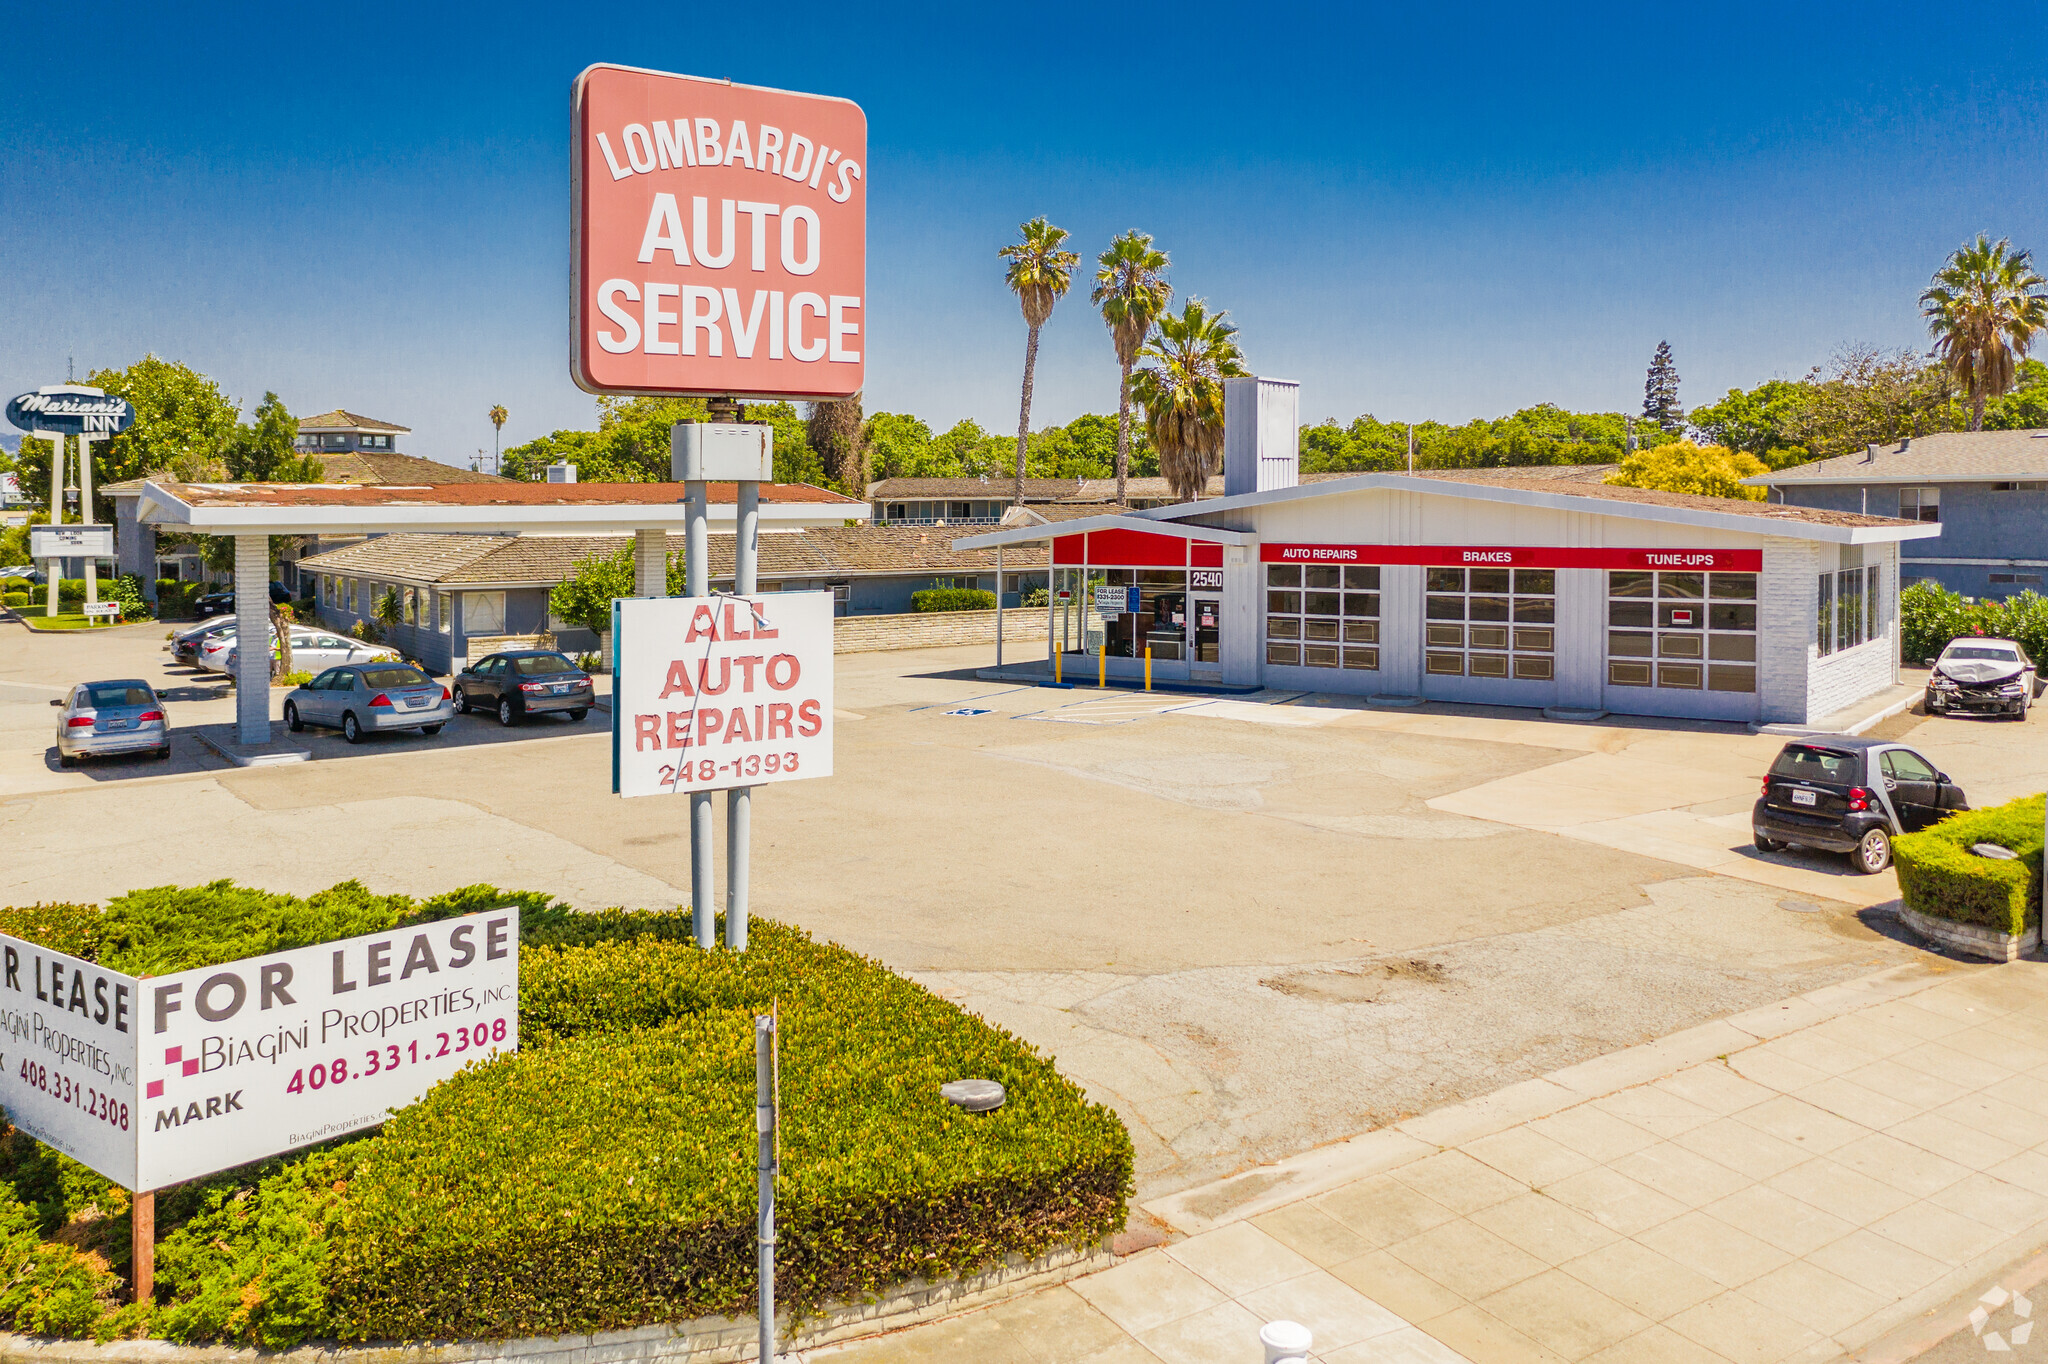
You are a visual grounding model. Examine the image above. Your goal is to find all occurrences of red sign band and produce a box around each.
[1259,545,1762,571]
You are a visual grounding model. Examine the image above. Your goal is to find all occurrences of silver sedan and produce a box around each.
[282,663,454,744]
[54,680,171,765]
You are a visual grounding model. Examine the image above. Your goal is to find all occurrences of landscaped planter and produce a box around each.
[1893,794,2043,962]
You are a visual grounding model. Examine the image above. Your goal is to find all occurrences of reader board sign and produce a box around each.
[572,64,866,401]
[30,525,115,559]
[0,911,518,1190]
[612,591,834,797]
[1260,544,1763,571]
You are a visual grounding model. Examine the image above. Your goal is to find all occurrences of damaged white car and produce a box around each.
[1925,637,2040,718]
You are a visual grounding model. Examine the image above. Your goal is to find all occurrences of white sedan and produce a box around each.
[200,628,398,676]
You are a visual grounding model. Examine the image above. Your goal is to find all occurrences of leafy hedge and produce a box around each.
[0,882,1131,1349]
[1894,794,2043,937]
[911,588,997,613]
[1903,581,2048,667]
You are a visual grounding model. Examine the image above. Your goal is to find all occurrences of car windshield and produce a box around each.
[360,666,429,688]
[83,684,153,709]
[514,655,577,676]
[1770,746,1859,783]
[1945,646,2019,662]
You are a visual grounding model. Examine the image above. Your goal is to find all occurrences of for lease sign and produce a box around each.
[573,64,866,400]
[612,592,834,797]
[0,912,519,1190]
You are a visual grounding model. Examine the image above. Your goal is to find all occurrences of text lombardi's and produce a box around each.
[573,65,865,400]
[612,592,834,797]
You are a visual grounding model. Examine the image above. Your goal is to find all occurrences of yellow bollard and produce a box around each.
[1144,645,1152,691]
[1099,647,1106,689]
[1055,650,1062,684]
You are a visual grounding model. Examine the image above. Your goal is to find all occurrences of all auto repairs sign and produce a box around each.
[0,912,518,1190]
[612,592,834,797]
[573,64,866,400]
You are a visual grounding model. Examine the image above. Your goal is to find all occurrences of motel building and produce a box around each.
[957,381,1939,727]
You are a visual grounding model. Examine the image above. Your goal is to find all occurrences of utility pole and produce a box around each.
[755,1010,780,1364]
[1406,424,1414,473]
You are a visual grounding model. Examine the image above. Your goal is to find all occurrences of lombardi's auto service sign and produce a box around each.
[572,64,866,400]
[0,912,518,1190]
[612,592,834,797]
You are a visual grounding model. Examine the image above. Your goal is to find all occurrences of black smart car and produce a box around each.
[1752,736,1969,875]
[452,651,596,725]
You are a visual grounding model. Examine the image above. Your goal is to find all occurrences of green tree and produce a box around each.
[488,405,508,471]
[999,218,1079,505]
[1131,300,1248,502]
[1920,234,2048,430]
[12,356,240,517]
[225,393,321,482]
[1604,440,1769,500]
[1983,358,2048,430]
[743,401,823,486]
[863,412,934,479]
[1687,379,1813,467]
[1091,231,1173,506]
[547,544,685,636]
[1788,345,1960,460]
[1643,341,1684,433]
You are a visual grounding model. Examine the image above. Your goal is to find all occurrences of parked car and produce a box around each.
[167,615,236,664]
[1924,638,2040,718]
[53,679,170,765]
[1752,736,1969,874]
[192,581,291,616]
[203,628,397,675]
[452,651,596,725]
[282,663,453,744]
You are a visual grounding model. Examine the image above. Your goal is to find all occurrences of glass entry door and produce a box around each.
[1190,595,1222,674]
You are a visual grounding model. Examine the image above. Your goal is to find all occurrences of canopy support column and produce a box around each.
[632,527,666,598]
[234,535,271,745]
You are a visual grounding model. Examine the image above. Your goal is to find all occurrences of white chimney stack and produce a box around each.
[1223,377,1300,497]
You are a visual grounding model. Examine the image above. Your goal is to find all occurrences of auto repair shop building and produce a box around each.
[955,387,1937,726]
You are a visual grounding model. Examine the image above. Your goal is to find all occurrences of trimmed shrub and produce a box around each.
[2,593,26,609]
[0,884,1131,1349]
[1903,581,2048,665]
[1894,794,2043,937]
[911,587,997,613]
[1,577,30,593]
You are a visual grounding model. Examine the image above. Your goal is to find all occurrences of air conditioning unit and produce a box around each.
[546,461,577,484]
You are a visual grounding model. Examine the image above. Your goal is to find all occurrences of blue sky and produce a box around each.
[3,1,2045,467]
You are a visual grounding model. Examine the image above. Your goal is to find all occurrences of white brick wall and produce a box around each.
[1808,544,1900,722]
[1757,538,1818,724]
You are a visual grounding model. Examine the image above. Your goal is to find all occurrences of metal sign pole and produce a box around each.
[44,433,64,617]
[685,474,714,949]
[77,433,97,609]
[727,478,758,950]
[755,1012,778,1364]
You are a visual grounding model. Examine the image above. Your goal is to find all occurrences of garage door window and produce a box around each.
[1608,571,1755,691]
[1423,567,1555,679]
[1266,564,1379,669]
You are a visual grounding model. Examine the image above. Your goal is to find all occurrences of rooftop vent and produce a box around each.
[546,461,577,484]
[1223,377,1300,498]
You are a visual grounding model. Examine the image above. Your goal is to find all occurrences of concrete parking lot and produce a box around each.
[1,616,2041,1202]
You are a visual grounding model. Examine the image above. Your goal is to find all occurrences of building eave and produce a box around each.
[951,515,1259,552]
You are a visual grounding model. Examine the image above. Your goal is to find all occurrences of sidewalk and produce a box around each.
[809,957,2048,1364]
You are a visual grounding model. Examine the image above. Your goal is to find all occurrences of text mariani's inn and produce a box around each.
[957,380,1939,726]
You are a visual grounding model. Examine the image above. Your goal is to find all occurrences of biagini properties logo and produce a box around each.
[1970,1285,2033,1352]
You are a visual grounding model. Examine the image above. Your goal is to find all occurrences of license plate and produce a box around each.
[405,696,427,708]
[102,720,128,730]
[1791,789,1817,806]
[552,683,574,694]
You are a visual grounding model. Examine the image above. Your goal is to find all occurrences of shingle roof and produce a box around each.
[314,451,514,485]
[151,480,861,509]
[297,410,411,433]
[868,474,1230,502]
[296,526,1047,588]
[1751,430,2048,484]
[1408,469,1914,527]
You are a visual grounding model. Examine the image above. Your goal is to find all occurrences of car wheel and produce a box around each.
[1853,827,1893,875]
[567,708,588,722]
[57,753,76,768]
[453,685,470,714]
[421,723,444,736]
[498,698,518,727]
[153,746,171,761]
[1754,832,1784,853]
[342,712,364,744]
[284,702,303,732]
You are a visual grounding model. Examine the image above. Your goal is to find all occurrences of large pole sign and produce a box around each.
[0,911,518,1190]
[612,592,834,797]
[6,388,136,438]
[572,64,866,401]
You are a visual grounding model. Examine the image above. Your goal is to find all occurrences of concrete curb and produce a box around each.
[191,724,312,767]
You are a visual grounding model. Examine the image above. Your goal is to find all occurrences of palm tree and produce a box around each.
[1920,236,2048,430]
[1091,232,1172,507]
[1130,300,1248,502]
[998,218,1079,505]
[488,404,508,472]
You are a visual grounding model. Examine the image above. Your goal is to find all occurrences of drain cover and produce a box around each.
[1777,899,1821,914]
